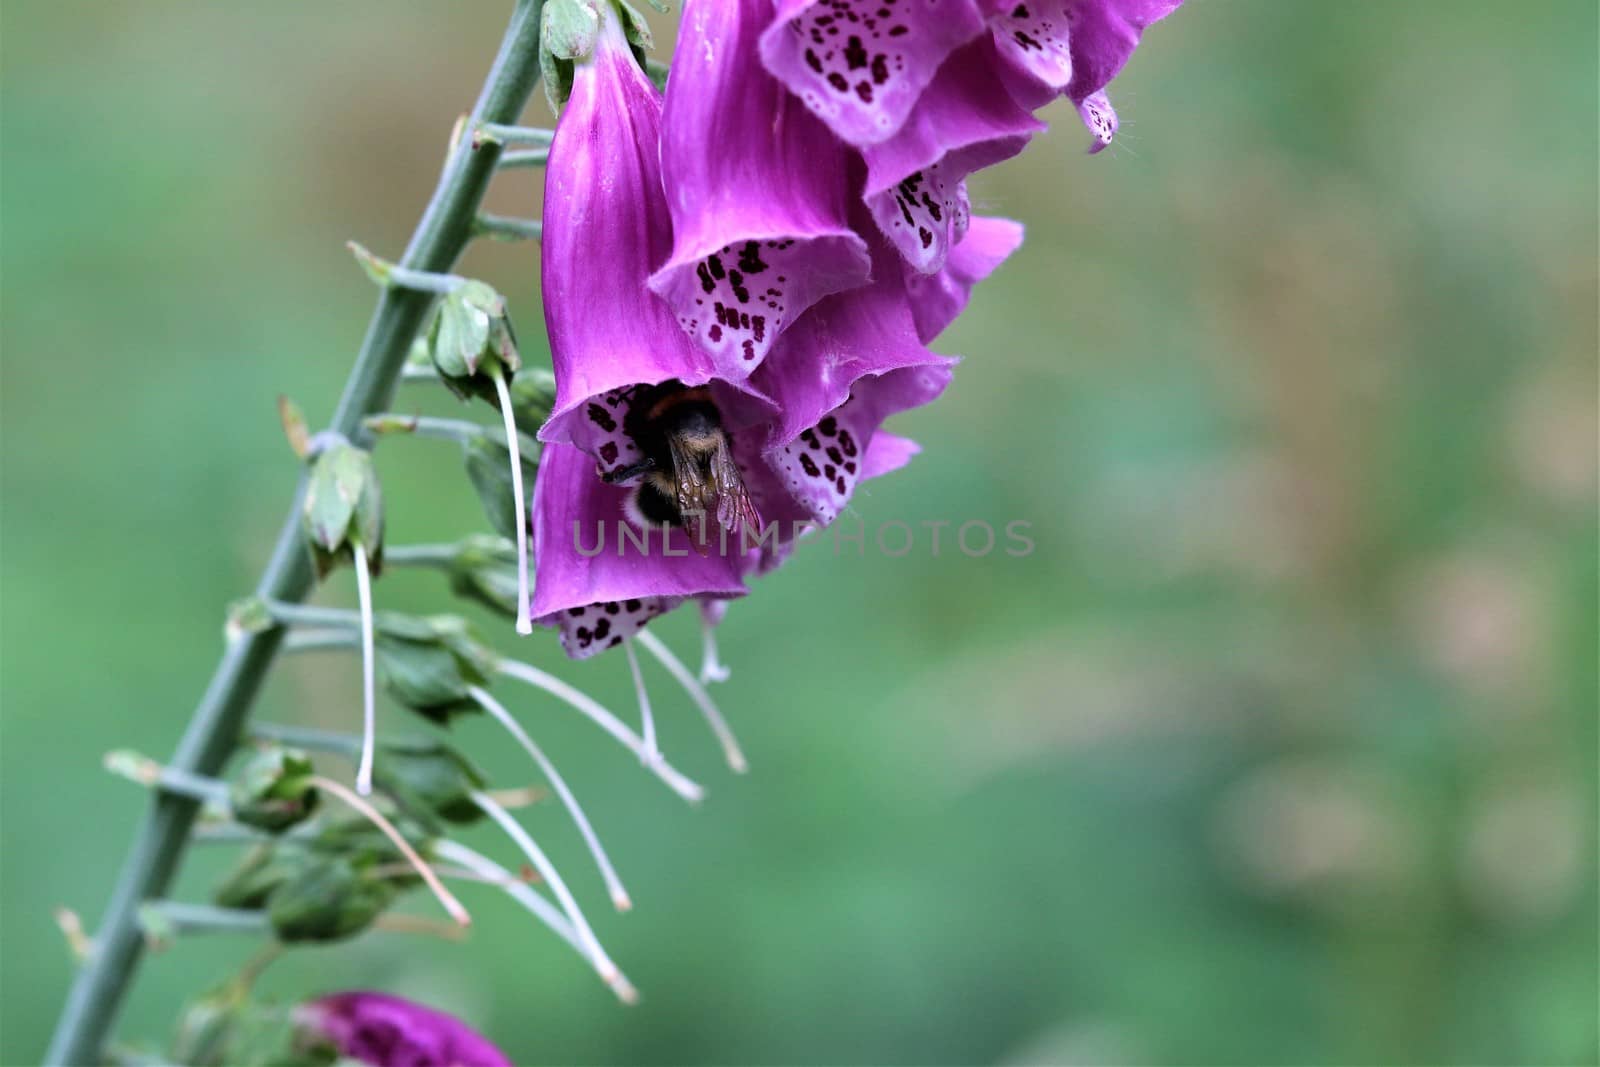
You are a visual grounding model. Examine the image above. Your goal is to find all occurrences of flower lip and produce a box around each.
[530,442,749,659]
[859,37,1043,273]
[649,0,872,378]
[301,991,511,1067]
[901,214,1025,343]
[759,0,988,147]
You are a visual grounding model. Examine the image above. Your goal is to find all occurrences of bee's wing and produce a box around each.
[667,435,713,516]
[708,439,762,536]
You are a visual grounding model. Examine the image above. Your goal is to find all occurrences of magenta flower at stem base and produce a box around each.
[300,992,511,1067]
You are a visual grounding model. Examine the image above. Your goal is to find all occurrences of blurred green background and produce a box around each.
[3,2,1596,1064]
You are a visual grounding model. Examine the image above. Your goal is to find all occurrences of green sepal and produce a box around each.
[228,747,320,833]
[172,984,335,1067]
[370,613,497,722]
[372,739,489,827]
[428,280,520,394]
[213,844,309,910]
[540,0,600,110]
[301,442,383,580]
[226,596,275,643]
[307,809,431,875]
[508,365,558,437]
[464,428,540,541]
[169,986,246,1067]
[447,535,521,619]
[266,856,394,943]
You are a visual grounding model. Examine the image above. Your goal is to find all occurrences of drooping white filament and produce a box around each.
[698,611,732,685]
[468,685,631,911]
[623,639,659,766]
[351,545,378,795]
[491,372,533,636]
[470,790,619,986]
[635,630,747,773]
[434,839,637,1004]
[495,657,703,802]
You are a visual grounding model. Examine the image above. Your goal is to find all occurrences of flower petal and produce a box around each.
[304,992,511,1067]
[766,362,951,525]
[759,0,988,146]
[860,39,1043,273]
[901,215,1024,342]
[1064,0,1185,105]
[983,0,1076,94]
[650,0,871,378]
[1077,88,1120,152]
[530,442,747,659]
[859,430,923,481]
[753,233,957,448]
[539,13,740,456]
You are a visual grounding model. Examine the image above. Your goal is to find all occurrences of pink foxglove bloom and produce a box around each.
[530,441,747,659]
[537,6,769,474]
[901,215,1025,343]
[752,235,956,523]
[300,992,511,1067]
[859,38,1043,272]
[759,0,988,146]
[650,0,871,377]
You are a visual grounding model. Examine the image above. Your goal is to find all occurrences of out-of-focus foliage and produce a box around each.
[2,2,1594,1064]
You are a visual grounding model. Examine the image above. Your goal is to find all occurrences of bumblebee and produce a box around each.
[603,380,760,535]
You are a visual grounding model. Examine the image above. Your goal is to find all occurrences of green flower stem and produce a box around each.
[262,601,362,630]
[498,147,550,168]
[382,265,468,295]
[283,628,363,654]
[141,902,272,938]
[102,751,231,806]
[474,212,543,242]
[383,542,463,567]
[364,412,486,443]
[472,121,554,147]
[347,241,466,294]
[43,3,548,1061]
[250,722,363,755]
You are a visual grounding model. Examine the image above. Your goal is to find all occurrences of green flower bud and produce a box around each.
[372,739,489,827]
[373,613,496,723]
[301,440,383,580]
[446,535,521,618]
[172,990,330,1067]
[213,843,310,910]
[507,365,557,437]
[170,987,246,1067]
[463,428,539,543]
[267,856,394,943]
[229,747,320,833]
[429,280,520,396]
